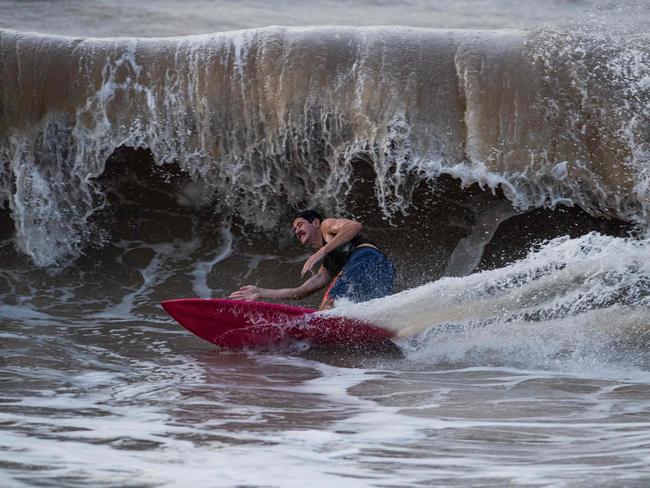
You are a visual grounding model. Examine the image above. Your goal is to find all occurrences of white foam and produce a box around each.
[191,225,233,298]
[90,238,201,319]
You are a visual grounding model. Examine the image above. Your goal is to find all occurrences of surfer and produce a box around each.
[230,210,395,309]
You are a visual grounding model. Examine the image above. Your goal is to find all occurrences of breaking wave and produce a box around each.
[0,25,648,266]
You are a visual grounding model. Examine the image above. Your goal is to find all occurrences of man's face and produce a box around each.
[293,217,320,246]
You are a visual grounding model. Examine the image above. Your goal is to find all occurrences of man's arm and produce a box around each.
[301,218,363,276]
[230,268,332,301]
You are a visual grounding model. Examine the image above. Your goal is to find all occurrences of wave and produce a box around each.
[0,26,648,266]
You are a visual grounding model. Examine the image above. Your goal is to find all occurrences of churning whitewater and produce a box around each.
[2,1,650,486]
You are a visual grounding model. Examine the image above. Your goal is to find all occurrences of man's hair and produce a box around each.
[293,209,323,224]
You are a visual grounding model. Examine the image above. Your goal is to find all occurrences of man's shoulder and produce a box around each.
[320,217,339,225]
[321,216,358,230]
[319,217,338,233]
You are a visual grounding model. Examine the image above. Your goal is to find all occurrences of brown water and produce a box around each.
[3,184,650,486]
[2,1,650,486]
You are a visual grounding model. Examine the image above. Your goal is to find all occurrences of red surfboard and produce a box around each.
[161,298,395,350]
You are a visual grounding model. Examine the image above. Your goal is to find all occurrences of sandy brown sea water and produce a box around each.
[2,1,650,486]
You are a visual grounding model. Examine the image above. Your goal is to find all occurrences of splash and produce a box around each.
[330,233,650,369]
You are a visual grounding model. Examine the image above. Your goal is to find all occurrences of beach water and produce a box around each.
[2,1,650,486]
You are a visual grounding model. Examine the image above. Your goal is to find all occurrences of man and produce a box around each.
[229,210,395,309]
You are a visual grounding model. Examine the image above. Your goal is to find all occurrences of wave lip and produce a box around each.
[0,26,648,266]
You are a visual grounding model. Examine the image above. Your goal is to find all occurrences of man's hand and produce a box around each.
[301,249,326,276]
[229,285,262,301]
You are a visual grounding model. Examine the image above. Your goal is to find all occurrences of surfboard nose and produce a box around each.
[161,299,184,320]
[161,298,226,344]
[160,299,177,314]
[161,298,205,323]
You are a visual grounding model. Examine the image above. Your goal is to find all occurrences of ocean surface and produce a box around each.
[2,1,650,486]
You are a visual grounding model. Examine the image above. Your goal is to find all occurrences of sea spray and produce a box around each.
[328,233,650,368]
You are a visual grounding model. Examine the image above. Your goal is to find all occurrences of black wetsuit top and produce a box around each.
[322,235,376,276]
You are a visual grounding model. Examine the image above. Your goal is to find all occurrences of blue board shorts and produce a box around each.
[322,247,395,308]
